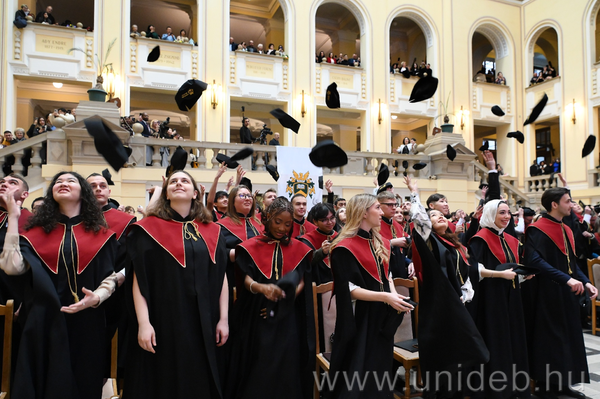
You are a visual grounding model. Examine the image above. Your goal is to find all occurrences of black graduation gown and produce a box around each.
[13,215,117,399]
[327,229,403,399]
[522,214,590,386]
[299,228,337,284]
[379,216,409,279]
[411,231,489,398]
[225,235,314,399]
[124,215,227,399]
[469,228,530,399]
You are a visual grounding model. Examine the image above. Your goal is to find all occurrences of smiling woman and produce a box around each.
[0,170,119,398]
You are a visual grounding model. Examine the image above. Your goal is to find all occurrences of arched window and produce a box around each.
[533,28,559,81]
[389,17,427,75]
[229,1,285,54]
[472,32,495,82]
[315,3,361,66]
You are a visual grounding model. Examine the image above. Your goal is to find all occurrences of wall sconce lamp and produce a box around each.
[301,90,306,118]
[378,99,382,124]
[460,105,469,130]
[210,80,221,109]
[572,98,576,124]
[102,65,116,99]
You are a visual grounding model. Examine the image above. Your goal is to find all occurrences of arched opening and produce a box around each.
[532,28,559,83]
[229,1,286,54]
[595,7,600,62]
[472,32,496,83]
[130,0,195,43]
[389,17,427,75]
[315,3,361,66]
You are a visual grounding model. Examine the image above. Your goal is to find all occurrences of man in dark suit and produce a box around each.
[239,117,253,143]
[246,40,256,53]
[36,5,55,24]
[530,160,540,177]
[229,37,237,51]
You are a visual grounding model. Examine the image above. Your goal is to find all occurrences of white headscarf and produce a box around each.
[479,199,506,234]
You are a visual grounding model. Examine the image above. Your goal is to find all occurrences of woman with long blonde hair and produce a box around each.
[327,193,413,398]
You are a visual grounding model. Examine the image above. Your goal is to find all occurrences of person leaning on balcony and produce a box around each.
[229,37,237,51]
[36,5,55,24]
[327,52,335,64]
[495,71,507,85]
[246,40,256,53]
[161,26,176,41]
[266,43,276,55]
[147,25,159,39]
[130,24,140,37]
[14,4,29,28]
[256,43,264,54]
[27,116,50,139]
[176,29,194,45]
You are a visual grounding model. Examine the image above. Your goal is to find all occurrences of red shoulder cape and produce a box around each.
[335,235,390,283]
[134,216,221,267]
[380,218,407,240]
[291,218,316,238]
[217,216,263,242]
[21,223,115,274]
[435,233,470,264]
[301,229,338,266]
[103,208,135,240]
[471,227,520,264]
[237,236,312,279]
[0,208,32,234]
[529,217,576,257]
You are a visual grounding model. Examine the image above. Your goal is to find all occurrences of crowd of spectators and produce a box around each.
[130,24,196,45]
[389,59,432,77]
[229,37,287,58]
[316,51,361,67]
[14,4,94,31]
[529,62,558,86]
[530,158,561,176]
[473,65,508,85]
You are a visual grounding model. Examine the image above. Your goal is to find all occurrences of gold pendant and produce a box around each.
[73,293,80,303]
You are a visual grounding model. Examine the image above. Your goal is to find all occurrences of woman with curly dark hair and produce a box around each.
[225,196,315,399]
[124,170,228,398]
[0,171,119,399]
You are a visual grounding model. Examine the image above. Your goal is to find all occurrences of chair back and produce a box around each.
[0,300,14,398]
[393,277,419,335]
[312,281,333,355]
[588,258,600,289]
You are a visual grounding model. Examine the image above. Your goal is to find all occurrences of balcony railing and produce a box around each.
[471,82,511,121]
[388,74,436,116]
[12,23,95,82]
[315,63,368,110]
[128,37,197,90]
[229,51,290,100]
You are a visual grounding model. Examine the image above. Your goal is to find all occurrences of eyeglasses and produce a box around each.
[238,194,253,199]
[319,216,336,223]
[381,203,397,208]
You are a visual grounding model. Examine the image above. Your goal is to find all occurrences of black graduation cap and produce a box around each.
[479,141,489,152]
[107,198,120,208]
[270,108,300,133]
[166,146,188,177]
[377,163,389,187]
[216,153,239,169]
[491,105,505,117]
[230,147,254,163]
[83,116,129,172]
[266,165,279,182]
[507,131,524,144]
[446,144,457,161]
[413,162,427,170]
[147,45,160,62]
[497,263,538,276]
[409,76,438,103]
[402,160,409,177]
[309,140,348,168]
[102,168,114,186]
[523,93,548,126]
[582,135,597,158]
[326,82,340,109]
[318,176,323,189]
[240,177,252,192]
[175,80,208,112]
[264,270,300,318]
[522,207,535,217]
[401,69,411,79]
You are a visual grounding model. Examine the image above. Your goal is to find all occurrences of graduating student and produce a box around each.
[225,197,314,399]
[290,194,317,238]
[0,171,119,399]
[327,194,413,399]
[125,171,228,398]
[299,202,338,353]
[405,176,489,399]
[469,200,530,399]
[522,187,597,399]
[377,190,413,279]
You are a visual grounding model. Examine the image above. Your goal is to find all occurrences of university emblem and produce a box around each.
[286,171,315,198]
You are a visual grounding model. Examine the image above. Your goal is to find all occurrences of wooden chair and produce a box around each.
[392,277,420,399]
[312,281,333,399]
[0,300,14,399]
[587,258,600,335]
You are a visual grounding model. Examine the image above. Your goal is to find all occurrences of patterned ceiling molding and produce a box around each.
[476,23,509,60]
[319,0,367,36]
